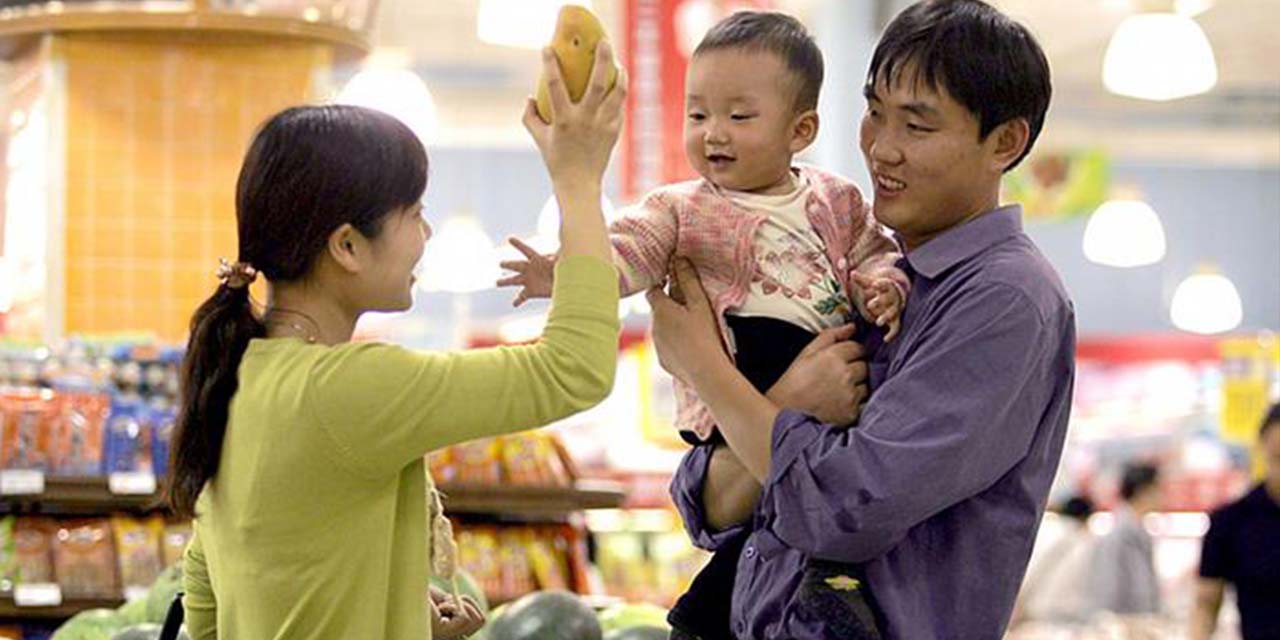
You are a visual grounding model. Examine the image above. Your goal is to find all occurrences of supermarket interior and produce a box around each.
[0,0,1277,639]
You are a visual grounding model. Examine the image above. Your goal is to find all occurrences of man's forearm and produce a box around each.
[703,444,763,530]
[687,357,779,482]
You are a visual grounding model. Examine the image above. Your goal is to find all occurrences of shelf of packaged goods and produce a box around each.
[0,596,125,620]
[437,481,627,517]
[0,476,162,514]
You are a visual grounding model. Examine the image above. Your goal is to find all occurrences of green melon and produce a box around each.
[110,624,162,640]
[603,628,668,640]
[486,591,602,640]
[52,609,125,640]
[145,564,184,623]
[597,603,670,634]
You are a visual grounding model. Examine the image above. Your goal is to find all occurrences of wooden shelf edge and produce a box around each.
[437,481,627,516]
[1,476,163,514]
[0,596,124,619]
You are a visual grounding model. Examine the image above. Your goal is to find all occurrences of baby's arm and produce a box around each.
[498,193,680,304]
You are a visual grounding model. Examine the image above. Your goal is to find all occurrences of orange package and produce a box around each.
[455,526,502,600]
[13,518,56,585]
[112,516,163,592]
[498,528,536,598]
[0,391,57,472]
[524,527,570,591]
[451,438,503,485]
[53,392,111,476]
[53,519,119,598]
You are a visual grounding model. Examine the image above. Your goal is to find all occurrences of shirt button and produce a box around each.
[743,545,757,559]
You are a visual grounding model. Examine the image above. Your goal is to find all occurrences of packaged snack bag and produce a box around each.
[0,391,56,472]
[498,528,536,597]
[112,516,163,594]
[451,438,502,485]
[500,435,550,486]
[456,527,502,601]
[524,527,570,590]
[160,521,193,569]
[53,519,118,598]
[13,518,56,585]
[103,398,153,475]
[146,400,177,478]
[52,392,110,476]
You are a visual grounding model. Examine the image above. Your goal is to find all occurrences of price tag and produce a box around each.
[13,583,62,607]
[109,471,157,495]
[0,470,45,496]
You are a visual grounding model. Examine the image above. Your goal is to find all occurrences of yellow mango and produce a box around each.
[534,4,619,123]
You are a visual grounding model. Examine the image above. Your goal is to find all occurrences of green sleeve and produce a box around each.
[309,255,620,478]
[182,529,217,640]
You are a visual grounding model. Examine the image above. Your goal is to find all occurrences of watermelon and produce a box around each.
[597,603,670,634]
[486,591,602,640]
[430,569,490,614]
[117,597,149,625]
[145,564,184,623]
[52,609,124,640]
[110,624,161,640]
[604,628,668,640]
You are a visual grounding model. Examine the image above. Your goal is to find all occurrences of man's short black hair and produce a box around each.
[867,0,1051,171]
[694,11,824,113]
[1120,463,1160,502]
[1262,403,1280,437]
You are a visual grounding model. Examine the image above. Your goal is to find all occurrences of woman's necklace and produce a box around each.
[264,308,321,344]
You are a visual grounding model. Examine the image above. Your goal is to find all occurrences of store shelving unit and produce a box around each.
[438,480,626,517]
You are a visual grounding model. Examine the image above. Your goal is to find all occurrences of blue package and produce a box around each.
[103,398,153,475]
[148,401,178,478]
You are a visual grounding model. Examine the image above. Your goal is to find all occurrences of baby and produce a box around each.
[501,11,904,640]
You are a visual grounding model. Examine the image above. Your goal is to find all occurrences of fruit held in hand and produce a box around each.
[534,5,619,123]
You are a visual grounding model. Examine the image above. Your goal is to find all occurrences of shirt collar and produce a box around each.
[904,205,1024,279]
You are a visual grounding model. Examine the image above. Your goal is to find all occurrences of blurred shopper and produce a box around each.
[1191,403,1280,640]
[1088,463,1162,615]
[1013,495,1097,625]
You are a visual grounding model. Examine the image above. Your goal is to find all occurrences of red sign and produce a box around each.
[620,0,772,201]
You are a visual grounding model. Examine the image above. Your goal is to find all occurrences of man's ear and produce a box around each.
[790,109,820,154]
[327,223,364,274]
[990,117,1031,173]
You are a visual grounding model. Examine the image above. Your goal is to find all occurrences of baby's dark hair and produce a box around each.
[694,11,824,112]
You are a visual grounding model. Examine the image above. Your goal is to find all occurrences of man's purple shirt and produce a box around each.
[671,206,1076,639]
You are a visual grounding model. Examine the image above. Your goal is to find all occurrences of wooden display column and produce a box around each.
[0,5,370,342]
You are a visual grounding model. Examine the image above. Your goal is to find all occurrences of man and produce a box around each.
[645,1,1075,637]
[1088,464,1163,615]
[1191,403,1280,640]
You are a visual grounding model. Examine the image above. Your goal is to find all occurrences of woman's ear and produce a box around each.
[327,223,364,274]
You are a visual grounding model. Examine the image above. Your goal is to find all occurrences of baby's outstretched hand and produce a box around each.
[851,271,904,342]
[497,237,557,307]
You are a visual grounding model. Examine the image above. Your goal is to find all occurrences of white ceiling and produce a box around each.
[364,0,1280,163]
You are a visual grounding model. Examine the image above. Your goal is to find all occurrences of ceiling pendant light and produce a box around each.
[1082,198,1167,268]
[477,1,593,50]
[1170,266,1243,335]
[1103,10,1217,101]
[336,50,438,144]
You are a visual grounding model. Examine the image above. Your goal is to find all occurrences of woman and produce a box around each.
[165,45,626,639]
